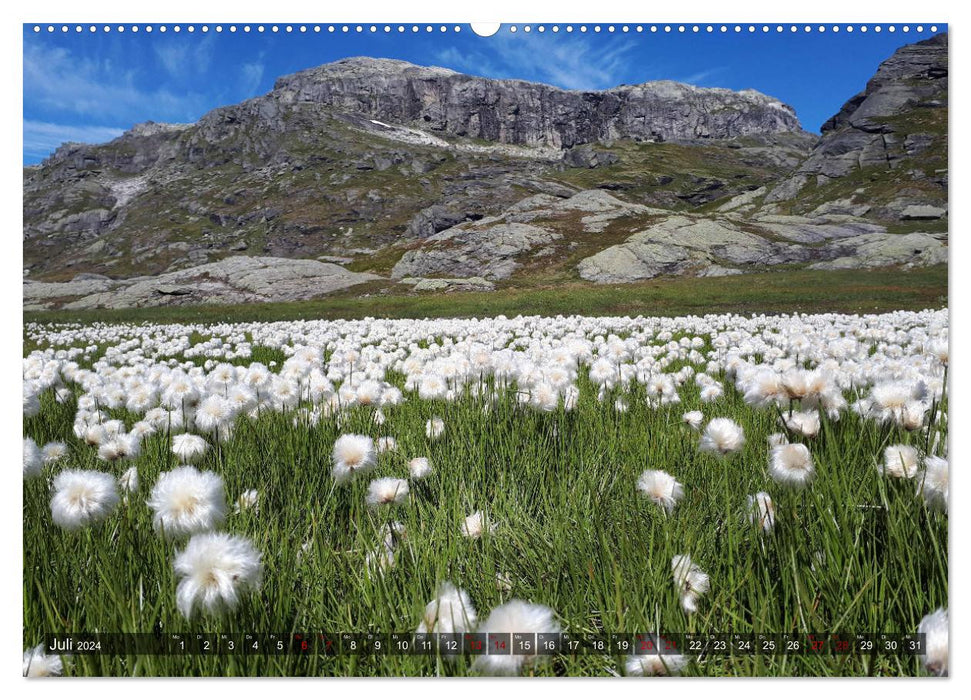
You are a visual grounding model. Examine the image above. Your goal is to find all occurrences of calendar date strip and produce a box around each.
[43,632,926,656]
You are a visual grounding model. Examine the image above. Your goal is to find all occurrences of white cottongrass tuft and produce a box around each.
[624,651,688,676]
[234,489,260,514]
[636,470,684,514]
[147,465,227,538]
[331,434,377,483]
[671,554,710,614]
[881,444,920,479]
[461,510,497,539]
[173,532,263,619]
[366,477,410,507]
[682,410,703,430]
[24,437,43,478]
[416,581,478,636]
[171,433,209,463]
[769,443,815,488]
[97,434,140,462]
[425,416,445,440]
[41,441,69,465]
[783,410,821,439]
[471,600,560,675]
[50,469,120,530]
[917,608,948,676]
[408,457,433,480]
[193,395,234,433]
[119,466,139,493]
[376,436,397,453]
[747,492,776,533]
[699,418,745,458]
[23,643,63,677]
[917,456,948,511]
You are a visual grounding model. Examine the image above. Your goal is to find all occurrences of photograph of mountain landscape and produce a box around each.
[23,23,948,678]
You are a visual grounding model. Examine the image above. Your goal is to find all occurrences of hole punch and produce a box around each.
[470,23,501,38]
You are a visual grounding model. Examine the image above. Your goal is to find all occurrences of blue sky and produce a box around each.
[23,23,946,164]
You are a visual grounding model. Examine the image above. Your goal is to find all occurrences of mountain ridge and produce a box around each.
[23,34,947,310]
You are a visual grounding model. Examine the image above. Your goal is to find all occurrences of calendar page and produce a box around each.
[22,15,949,680]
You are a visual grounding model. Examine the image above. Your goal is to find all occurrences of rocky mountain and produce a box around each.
[23,35,947,310]
[765,32,948,221]
[273,57,803,146]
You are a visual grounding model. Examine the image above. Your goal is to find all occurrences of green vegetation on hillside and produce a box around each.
[24,266,946,327]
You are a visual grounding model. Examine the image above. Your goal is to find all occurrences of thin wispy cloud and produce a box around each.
[154,35,216,79]
[674,67,727,86]
[435,33,638,91]
[239,58,266,95]
[23,121,125,161]
[24,43,209,124]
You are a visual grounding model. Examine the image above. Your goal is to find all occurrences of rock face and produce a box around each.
[392,190,660,280]
[577,213,946,283]
[23,257,379,310]
[273,57,805,147]
[766,33,948,219]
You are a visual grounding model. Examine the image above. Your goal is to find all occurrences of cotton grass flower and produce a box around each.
[671,554,710,614]
[416,582,477,636]
[461,510,497,539]
[331,434,377,483]
[699,418,745,458]
[171,433,209,463]
[365,535,397,575]
[699,384,723,403]
[881,444,920,479]
[682,410,703,430]
[917,456,948,511]
[425,416,445,440]
[173,532,262,619]
[408,457,432,480]
[783,410,820,438]
[50,469,119,530]
[366,477,410,507]
[97,434,140,462]
[636,470,684,514]
[624,651,687,676]
[23,438,43,478]
[23,643,63,677]
[747,492,776,533]
[193,395,234,434]
[376,436,397,453]
[471,600,560,675]
[769,443,815,488]
[917,608,948,676]
[119,466,139,493]
[234,489,260,514]
[148,465,227,538]
[41,441,69,465]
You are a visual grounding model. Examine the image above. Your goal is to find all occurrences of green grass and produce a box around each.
[23,338,947,676]
[23,266,947,327]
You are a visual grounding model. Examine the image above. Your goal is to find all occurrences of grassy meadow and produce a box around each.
[22,309,948,676]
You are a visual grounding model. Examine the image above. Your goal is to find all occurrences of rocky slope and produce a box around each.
[273,57,803,147]
[765,32,948,222]
[23,257,380,311]
[23,36,947,309]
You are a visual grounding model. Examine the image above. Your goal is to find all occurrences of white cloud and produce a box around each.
[239,61,265,95]
[23,121,125,161]
[435,33,638,91]
[154,36,215,79]
[24,42,209,123]
[674,67,726,86]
